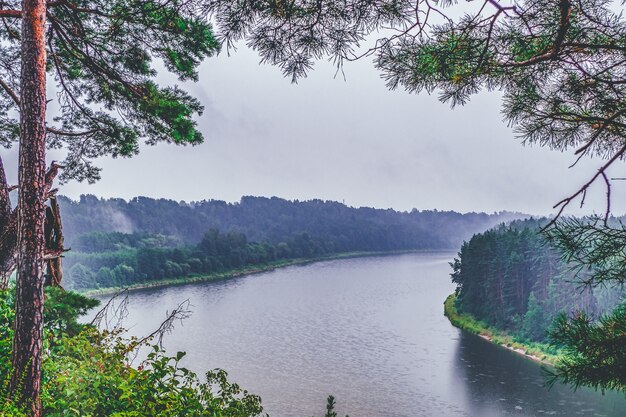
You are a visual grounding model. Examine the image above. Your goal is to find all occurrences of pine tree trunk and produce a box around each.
[10,0,48,415]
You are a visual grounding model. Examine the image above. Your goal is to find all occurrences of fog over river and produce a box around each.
[98,252,626,417]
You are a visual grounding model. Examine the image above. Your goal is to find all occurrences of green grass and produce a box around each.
[80,249,423,297]
[443,293,562,366]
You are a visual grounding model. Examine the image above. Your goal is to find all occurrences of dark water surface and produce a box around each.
[103,252,626,417]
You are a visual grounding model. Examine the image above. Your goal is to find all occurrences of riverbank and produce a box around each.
[80,249,426,297]
[443,294,561,366]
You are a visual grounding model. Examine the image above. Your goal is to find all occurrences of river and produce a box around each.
[98,252,626,417]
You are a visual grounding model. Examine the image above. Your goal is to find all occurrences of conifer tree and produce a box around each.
[0,1,219,414]
[522,292,547,342]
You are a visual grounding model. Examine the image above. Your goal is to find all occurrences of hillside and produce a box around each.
[59,195,526,249]
[57,195,527,291]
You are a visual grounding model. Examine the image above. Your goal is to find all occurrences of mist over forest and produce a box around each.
[58,194,526,248]
[58,194,526,290]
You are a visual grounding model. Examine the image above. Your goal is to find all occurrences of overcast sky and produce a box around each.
[4,44,625,215]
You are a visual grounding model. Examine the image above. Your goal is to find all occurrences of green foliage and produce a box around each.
[55,194,525,291]
[0,0,220,183]
[0,288,15,410]
[444,294,562,364]
[206,0,626,395]
[548,302,626,393]
[324,396,338,417]
[522,292,548,342]
[451,219,623,343]
[0,287,263,416]
[543,215,626,392]
[452,219,626,392]
[44,287,100,337]
[309,396,349,417]
[544,216,626,286]
[58,194,525,291]
[41,333,262,416]
[58,195,523,249]
[67,263,96,290]
[206,0,626,163]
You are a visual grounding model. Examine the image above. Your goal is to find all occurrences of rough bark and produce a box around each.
[10,0,48,415]
[0,158,63,290]
[44,196,64,287]
[0,157,17,289]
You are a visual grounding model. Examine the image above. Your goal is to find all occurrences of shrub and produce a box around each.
[0,287,263,417]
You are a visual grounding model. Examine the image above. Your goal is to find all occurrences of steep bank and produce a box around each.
[443,294,561,366]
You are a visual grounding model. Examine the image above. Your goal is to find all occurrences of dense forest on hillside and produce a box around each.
[65,229,334,290]
[59,195,523,248]
[451,219,625,343]
[59,195,523,290]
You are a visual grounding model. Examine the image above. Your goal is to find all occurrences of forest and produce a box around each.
[58,195,523,248]
[2,0,626,414]
[60,195,522,290]
[450,218,625,344]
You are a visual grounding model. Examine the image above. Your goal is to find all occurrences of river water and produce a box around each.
[101,252,626,417]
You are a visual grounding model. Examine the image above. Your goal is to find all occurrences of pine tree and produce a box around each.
[549,303,626,392]
[0,1,219,413]
[522,292,547,342]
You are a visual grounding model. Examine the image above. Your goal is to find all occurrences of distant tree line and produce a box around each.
[65,229,355,290]
[451,219,625,343]
[59,195,525,290]
[58,195,524,249]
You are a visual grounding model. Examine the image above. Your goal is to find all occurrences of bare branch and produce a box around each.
[0,77,19,106]
[43,249,66,260]
[46,126,99,137]
[0,10,21,18]
[90,289,130,329]
[601,172,611,225]
[135,299,192,348]
[543,142,626,230]
[574,109,626,156]
[45,187,58,200]
[44,161,64,193]
[1,78,98,138]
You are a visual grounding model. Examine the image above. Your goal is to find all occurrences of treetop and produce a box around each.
[0,0,220,182]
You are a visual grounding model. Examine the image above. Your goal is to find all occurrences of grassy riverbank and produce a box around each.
[443,294,561,366]
[80,249,424,297]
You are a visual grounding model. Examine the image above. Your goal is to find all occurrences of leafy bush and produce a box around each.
[0,287,263,417]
